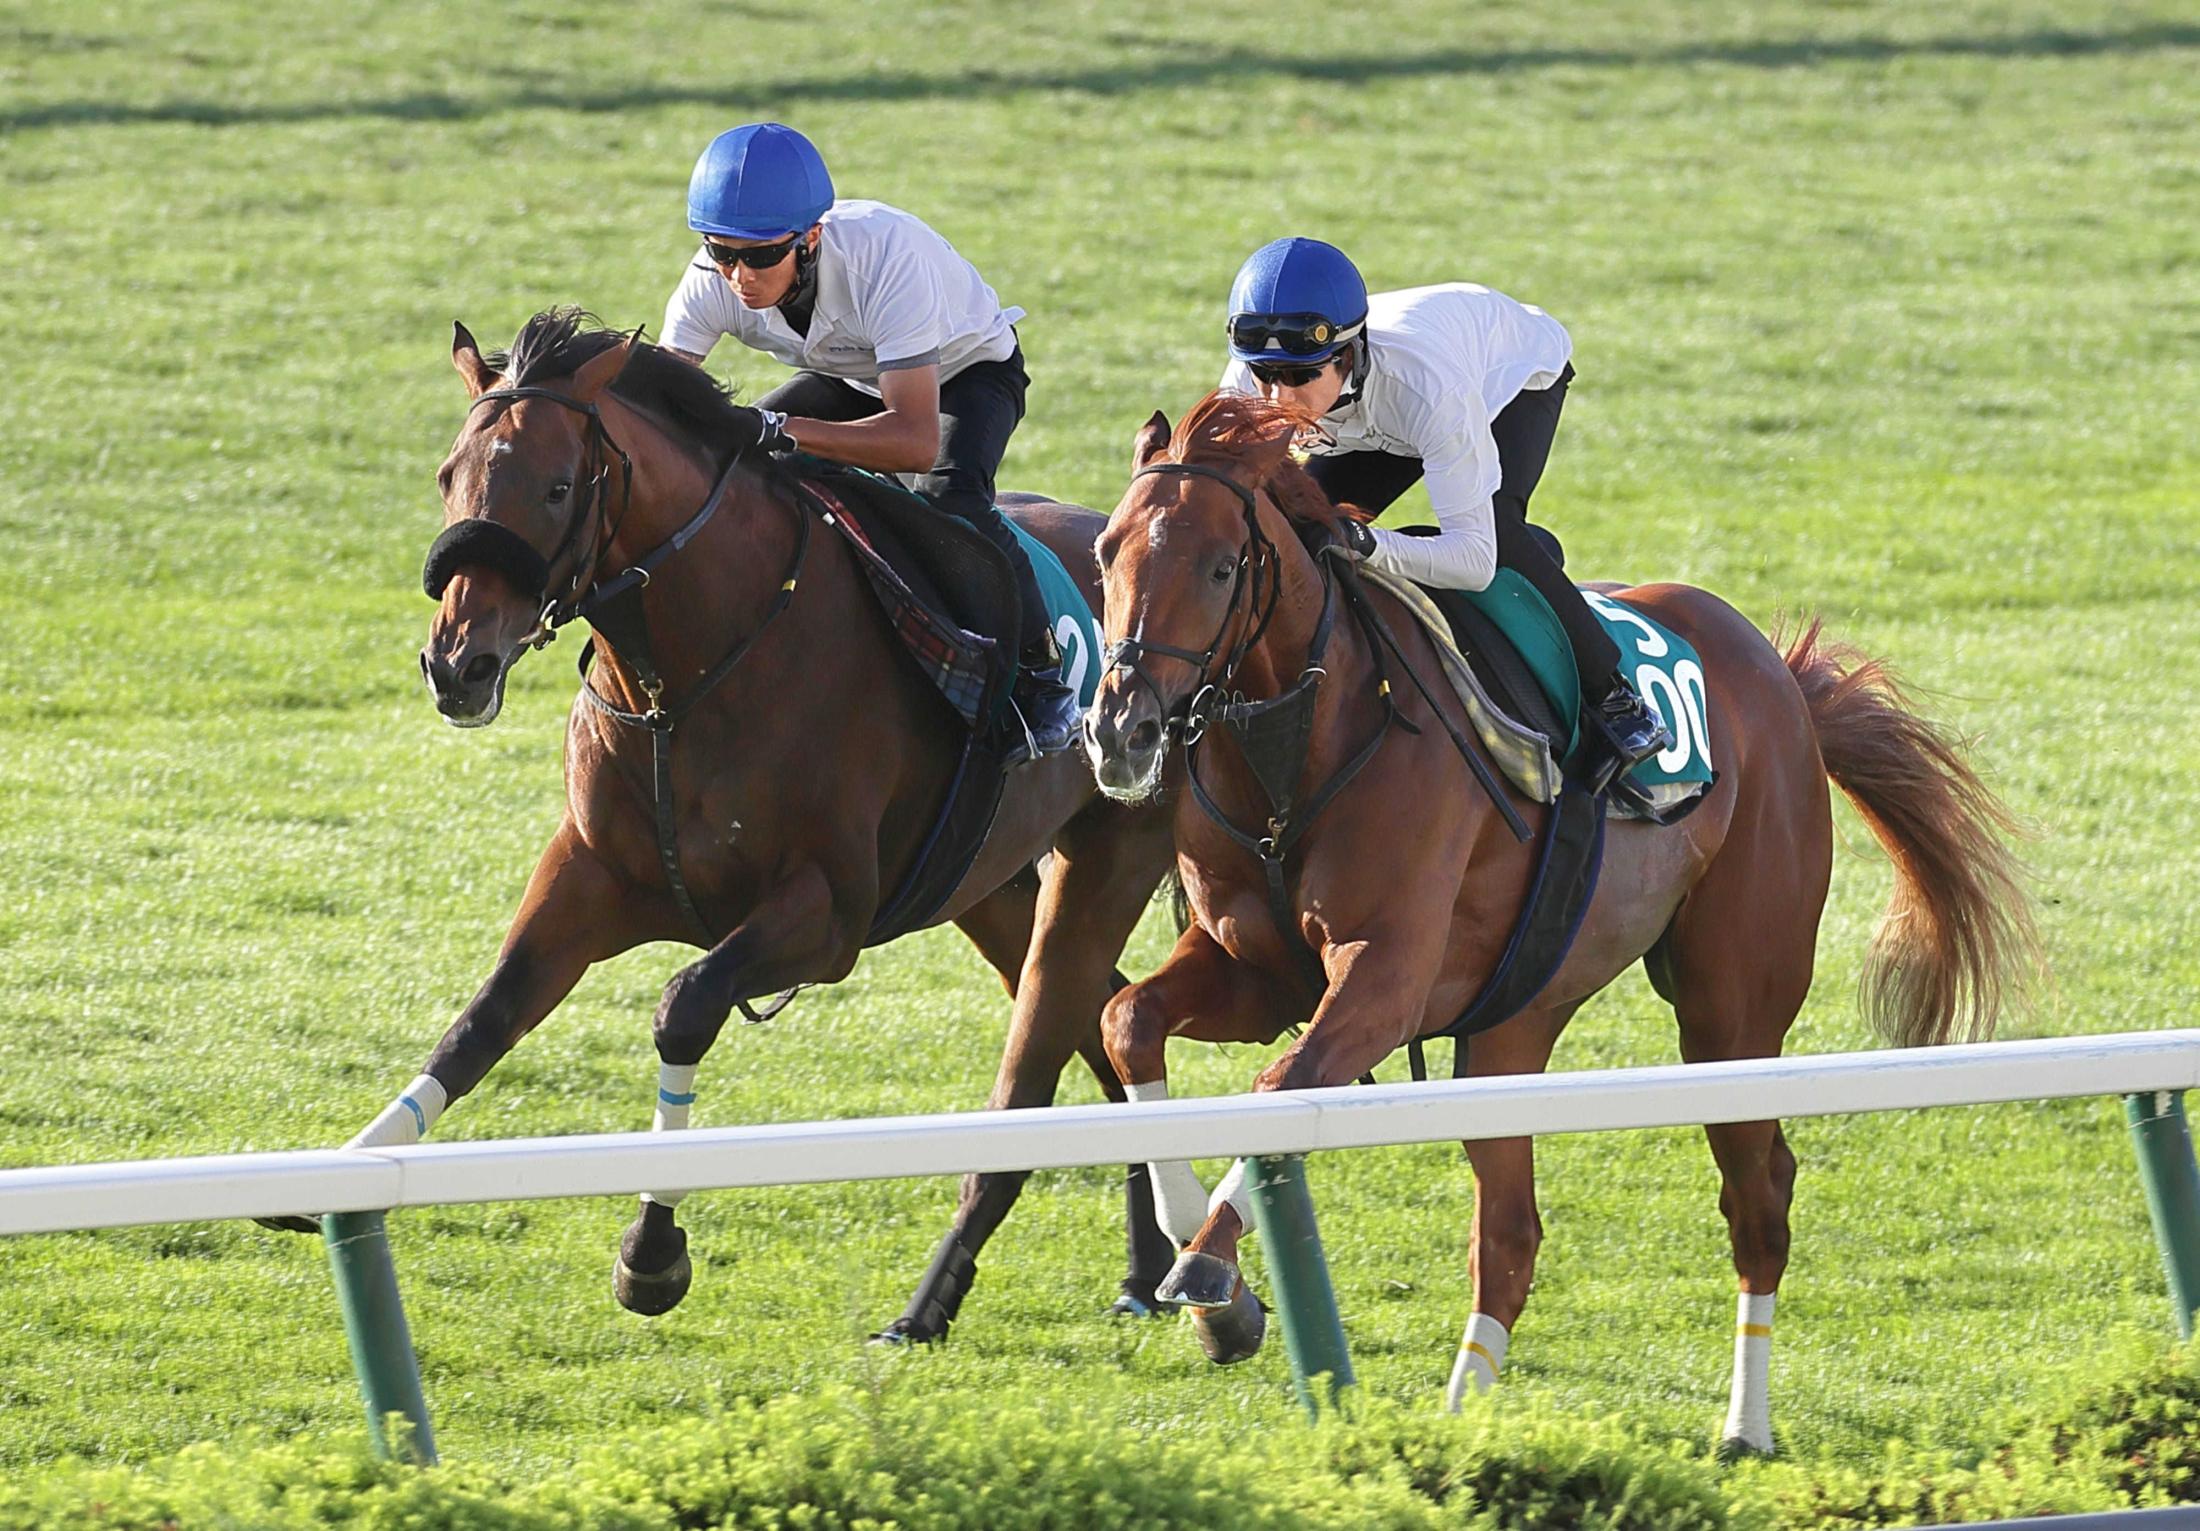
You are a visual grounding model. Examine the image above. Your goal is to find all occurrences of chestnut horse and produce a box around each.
[1083,393,2035,1454]
[270,310,1181,1342]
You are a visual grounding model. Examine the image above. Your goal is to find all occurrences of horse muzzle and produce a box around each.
[1084,686,1167,801]
[419,642,514,727]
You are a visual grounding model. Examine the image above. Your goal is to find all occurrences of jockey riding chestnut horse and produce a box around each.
[1083,239,2037,1454]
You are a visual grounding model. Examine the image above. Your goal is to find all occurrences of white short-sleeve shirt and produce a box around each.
[663,199,1025,397]
[1221,283,1572,591]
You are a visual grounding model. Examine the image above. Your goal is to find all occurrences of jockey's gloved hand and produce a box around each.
[1333,517,1378,561]
[754,408,799,457]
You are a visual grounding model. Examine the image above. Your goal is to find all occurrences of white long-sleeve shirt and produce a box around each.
[1220,283,1572,591]
[663,200,1024,396]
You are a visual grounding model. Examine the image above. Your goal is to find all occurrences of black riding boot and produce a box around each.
[1010,633,1083,762]
[1584,671,1675,793]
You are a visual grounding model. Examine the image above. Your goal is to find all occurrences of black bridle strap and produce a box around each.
[451,384,637,627]
[579,486,812,943]
[1105,460,1283,735]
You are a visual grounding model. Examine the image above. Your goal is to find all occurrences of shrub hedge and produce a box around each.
[4,1349,2194,1530]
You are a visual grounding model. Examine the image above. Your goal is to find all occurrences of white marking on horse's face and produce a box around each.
[488,438,514,457]
[1145,513,1169,551]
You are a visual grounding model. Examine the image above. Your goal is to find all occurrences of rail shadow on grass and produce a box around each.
[6,21,2198,134]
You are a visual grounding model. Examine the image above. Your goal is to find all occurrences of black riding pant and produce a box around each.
[1301,364,1622,696]
[755,348,1048,657]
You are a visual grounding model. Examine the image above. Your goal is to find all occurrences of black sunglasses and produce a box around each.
[1247,358,1332,389]
[701,235,801,270]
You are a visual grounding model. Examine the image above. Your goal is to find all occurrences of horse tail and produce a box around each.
[1782,618,2041,1047]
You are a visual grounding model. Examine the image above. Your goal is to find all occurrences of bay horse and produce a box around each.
[1083,393,2036,1454]
[269,309,1181,1342]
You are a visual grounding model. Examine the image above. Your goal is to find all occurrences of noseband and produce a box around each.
[1102,460,1284,742]
[421,384,637,643]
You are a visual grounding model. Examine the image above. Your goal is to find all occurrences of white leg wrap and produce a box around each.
[1723,1291,1776,1453]
[1125,1081,1209,1245]
[1445,1313,1510,1411]
[348,1074,447,1149]
[642,1063,700,1210]
[1210,1158,1257,1234]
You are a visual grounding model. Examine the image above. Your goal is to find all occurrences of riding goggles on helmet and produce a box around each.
[1226,311,1364,361]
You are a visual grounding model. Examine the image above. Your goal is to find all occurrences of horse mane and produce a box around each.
[490,306,763,463]
[1167,391,1351,537]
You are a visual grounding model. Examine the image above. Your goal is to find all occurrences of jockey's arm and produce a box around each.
[1359,447,1499,591]
[781,363,941,475]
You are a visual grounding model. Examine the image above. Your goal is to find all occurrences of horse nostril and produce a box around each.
[459,653,501,688]
[1128,718,1161,755]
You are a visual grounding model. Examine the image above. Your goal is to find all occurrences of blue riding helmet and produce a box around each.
[1226,237,1369,364]
[687,123,835,240]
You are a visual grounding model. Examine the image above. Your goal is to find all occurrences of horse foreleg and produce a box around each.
[257,823,636,1233]
[1110,923,1301,1362]
[881,812,1174,1344]
[616,863,839,1316]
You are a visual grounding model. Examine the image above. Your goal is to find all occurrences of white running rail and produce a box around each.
[5,1031,2197,1236]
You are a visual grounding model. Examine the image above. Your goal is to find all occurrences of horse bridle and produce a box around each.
[421,383,638,645]
[418,376,807,986]
[1101,460,1286,743]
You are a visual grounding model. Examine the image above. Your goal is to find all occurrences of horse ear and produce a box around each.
[452,321,498,397]
[566,334,636,405]
[1132,410,1171,471]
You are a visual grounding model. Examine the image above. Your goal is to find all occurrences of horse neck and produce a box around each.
[1232,491,1370,702]
[586,399,805,702]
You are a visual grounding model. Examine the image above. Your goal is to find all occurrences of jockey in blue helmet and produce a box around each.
[1221,236,1673,787]
[663,122,1079,758]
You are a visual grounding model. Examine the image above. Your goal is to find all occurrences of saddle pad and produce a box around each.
[1006,519,1107,709]
[1356,567,1714,817]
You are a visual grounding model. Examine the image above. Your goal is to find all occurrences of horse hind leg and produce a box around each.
[1444,1002,1574,1409]
[881,810,1178,1344]
[1660,828,1821,1457]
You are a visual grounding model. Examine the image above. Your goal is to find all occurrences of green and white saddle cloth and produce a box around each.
[1360,567,1716,818]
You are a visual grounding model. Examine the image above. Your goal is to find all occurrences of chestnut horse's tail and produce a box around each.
[1783,619,2040,1047]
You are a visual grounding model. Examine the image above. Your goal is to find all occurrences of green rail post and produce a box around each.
[1247,1153,1355,1416]
[2125,1091,2200,1340]
[322,1210,437,1464]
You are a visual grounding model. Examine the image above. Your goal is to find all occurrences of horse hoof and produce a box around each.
[1107,1285,1182,1320]
[254,1214,320,1235]
[1715,1434,1777,1466]
[613,1221,691,1316]
[867,1317,944,1347]
[1156,1250,1240,1310]
[1190,1280,1267,1365]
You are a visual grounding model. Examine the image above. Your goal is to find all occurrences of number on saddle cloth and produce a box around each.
[1433,572,1716,795]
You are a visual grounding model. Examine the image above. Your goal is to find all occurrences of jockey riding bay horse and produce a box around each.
[266,309,1181,1342]
[1084,393,2037,1455]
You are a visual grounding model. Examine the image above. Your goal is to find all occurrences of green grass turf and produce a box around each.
[3,0,2198,1481]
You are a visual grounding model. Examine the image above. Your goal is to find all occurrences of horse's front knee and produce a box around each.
[1101,984,1169,1085]
[653,956,733,1065]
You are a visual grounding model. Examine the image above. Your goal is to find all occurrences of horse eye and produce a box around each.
[547,481,572,504]
[1210,559,1235,584]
